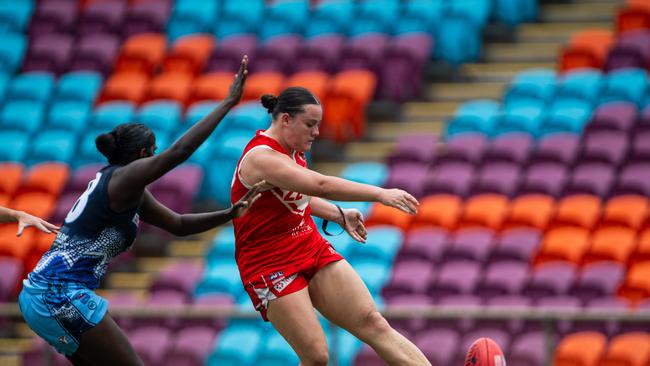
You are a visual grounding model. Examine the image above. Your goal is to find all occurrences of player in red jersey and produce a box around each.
[232,87,431,366]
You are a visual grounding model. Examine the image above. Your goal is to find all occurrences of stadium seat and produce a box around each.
[76,129,106,167]
[564,162,615,198]
[206,226,235,263]
[0,1,33,32]
[398,228,450,265]
[206,131,251,206]
[476,261,530,299]
[382,259,435,299]
[254,330,300,366]
[351,258,391,296]
[601,332,650,366]
[365,203,413,231]
[130,326,173,366]
[115,33,167,77]
[525,262,577,299]
[0,163,24,198]
[446,100,500,138]
[616,0,650,35]
[519,162,568,197]
[440,133,489,166]
[379,33,433,102]
[10,192,57,221]
[47,101,91,133]
[613,163,650,196]
[433,15,481,65]
[216,0,264,38]
[136,101,181,135]
[253,34,302,74]
[571,262,626,302]
[472,161,522,197]
[28,0,77,37]
[556,68,603,104]
[503,194,555,230]
[184,101,220,126]
[259,0,309,41]
[460,194,509,230]
[205,35,258,73]
[428,260,482,299]
[22,33,74,75]
[484,133,533,165]
[577,130,628,168]
[496,101,545,137]
[0,131,30,162]
[18,162,69,198]
[1,100,45,135]
[188,72,234,106]
[195,260,242,298]
[122,0,171,38]
[552,194,602,230]
[423,161,475,198]
[504,69,557,107]
[539,99,593,137]
[586,102,638,133]
[618,261,650,303]
[242,72,285,102]
[166,0,218,40]
[633,229,650,265]
[322,70,376,142]
[163,34,215,76]
[55,71,103,104]
[347,226,403,265]
[529,133,580,166]
[0,225,36,268]
[92,101,136,130]
[411,194,462,230]
[294,35,345,74]
[340,162,388,188]
[98,72,149,105]
[388,134,437,167]
[599,68,649,107]
[413,328,460,366]
[605,30,650,72]
[69,33,120,77]
[445,227,495,263]
[494,0,537,25]
[144,72,193,105]
[385,162,428,198]
[601,195,649,230]
[308,0,355,38]
[0,256,23,301]
[283,71,330,103]
[339,33,390,74]
[228,102,271,133]
[560,29,614,72]
[77,1,127,35]
[535,226,590,265]
[583,227,637,265]
[165,327,218,366]
[0,33,27,74]
[8,72,55,103]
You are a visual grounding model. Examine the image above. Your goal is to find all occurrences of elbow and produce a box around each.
[170,215,190,237]
[315,177,333,199]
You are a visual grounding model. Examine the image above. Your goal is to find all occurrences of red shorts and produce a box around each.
[243,242,344,321]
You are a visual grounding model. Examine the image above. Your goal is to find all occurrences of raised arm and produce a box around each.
[109,57,249,209]
[242,148,419,214]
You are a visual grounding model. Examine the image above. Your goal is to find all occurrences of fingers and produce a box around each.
[237,55,249,78]
[42,220,60,232]
[248,193,261,206]
[349,229,366,244]
[35,222,52,234]
[16,222,25,237]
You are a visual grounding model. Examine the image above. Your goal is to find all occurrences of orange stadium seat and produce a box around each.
[582,227,637,265]
[617,0,650,35]
[0,225,36,265]
[98,72,150,105]
[459,194,509,230]
[0,163,24,197]
[552,194,602,230]
[283,71,330,103]
[187,72,233,105]
[115,33,167,77]
[632,229,650,265]
[535,226,591,265]
[0,194,10,207]
[322,70,376,142]
[163,35,216,76]
[559,29,614,72]
[10,192,58,221]
[503,194,555,230]
[365,203,413,231]
[243,72,285,102]
[554,332,607,366]
[144,72,193,105]
[411,194,462,230]
[601,195,649,230]
[600,332,650,366]
[16,163,69,197]
[618,261,650,303]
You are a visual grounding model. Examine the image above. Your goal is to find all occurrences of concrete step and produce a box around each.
[95,289,149,303]
[540,1,623,22]
[402,101,460,121]
[344,141,395,162]
[106,273,153,290]
[168,239,210,258]
[518,22,613,43]
[460,62,556,82]
[427,82,506,102]
[367,121,446,141]
[0,355,20,365]
[0,338,33,353]
[485,42,561,63]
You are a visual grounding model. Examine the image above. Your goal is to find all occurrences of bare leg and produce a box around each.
[309,260,431,366]
[266,287,329,366]
[70,313,143,366]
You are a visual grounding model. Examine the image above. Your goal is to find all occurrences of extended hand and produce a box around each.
[225,55,249,105]
[342,208,367,243]
[379,188,419,215]
[231,180,268,218]
[16,211,60,236]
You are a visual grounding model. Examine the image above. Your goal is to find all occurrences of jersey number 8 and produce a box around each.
[65,173,102,224]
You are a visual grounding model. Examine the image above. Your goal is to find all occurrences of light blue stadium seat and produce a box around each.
[494,0,538,26]
[599,68,649,107]
[329,329,363,366]
[0,73,9,103]
[317,225,356,257]
[0,131,29,162]
[0,33,27,74]
[216,0,264,38]
[260,0,309,40]
[7,72,55,103]
[348,19,389,37]
[1,100,45,134]
[444,0,491,28]
[254,330,300,366]
[349,258,391,296]
[340,162,388,187]
[92,101,136,130]
[308,0,355,38]
[47,101,91,133]
[206,225,236,263]
[337,201,372,217]
[75,129,105,168]
[27,130,77,166]
[229,102,271,133]
[195,259,242,297]
[136,100,182,134]
[504,69,557,106]
[55,71,103,104]
[207,325,262,366]
[0,1,34,32]
[184,100,221,125]
[167,0,219,41]
[433,17,481,64]
[446,99,500,137]
[207,130,253,206]
[556,68,603,104]
[495,102,545,137]
[539,99,593,137]
[347,226,403,264]
[352,0,400,35]
[400,0,443,34]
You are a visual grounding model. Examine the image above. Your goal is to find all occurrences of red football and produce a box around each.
[464,337,507,366]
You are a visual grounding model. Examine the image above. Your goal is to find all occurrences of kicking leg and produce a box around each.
[71,313,143,366]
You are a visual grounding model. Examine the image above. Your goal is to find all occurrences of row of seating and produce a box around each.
[555,331,650,366]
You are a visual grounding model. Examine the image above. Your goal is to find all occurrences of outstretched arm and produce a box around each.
[0,206,60,236]
[311,197,367,243]
[109,56,249,210]
[139,182,264,236]
[242,149,419,214]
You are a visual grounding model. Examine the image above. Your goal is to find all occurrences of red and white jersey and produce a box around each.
[231,130,326,282]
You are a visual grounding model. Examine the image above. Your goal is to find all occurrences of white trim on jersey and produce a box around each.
[233,144,274,189]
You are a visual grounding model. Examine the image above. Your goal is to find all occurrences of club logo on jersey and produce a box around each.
[273,274,297,293]
[58,336,69,345]
[270,187,310,215]
[269,271,284,281]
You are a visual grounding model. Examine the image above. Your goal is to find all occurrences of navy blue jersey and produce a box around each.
[28,165,140,290]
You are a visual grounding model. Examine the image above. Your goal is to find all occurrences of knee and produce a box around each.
[300,344,329,366]
[361,309,393,337]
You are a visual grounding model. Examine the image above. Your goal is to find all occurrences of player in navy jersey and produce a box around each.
[0,205,59,236]
[18,57,261,365]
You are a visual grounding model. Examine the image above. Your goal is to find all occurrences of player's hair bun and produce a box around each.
[261,94,278,114]
[95,132,118,161]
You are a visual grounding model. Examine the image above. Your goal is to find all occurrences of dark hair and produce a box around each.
[95,123,155,165]
[261,87,320,118]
